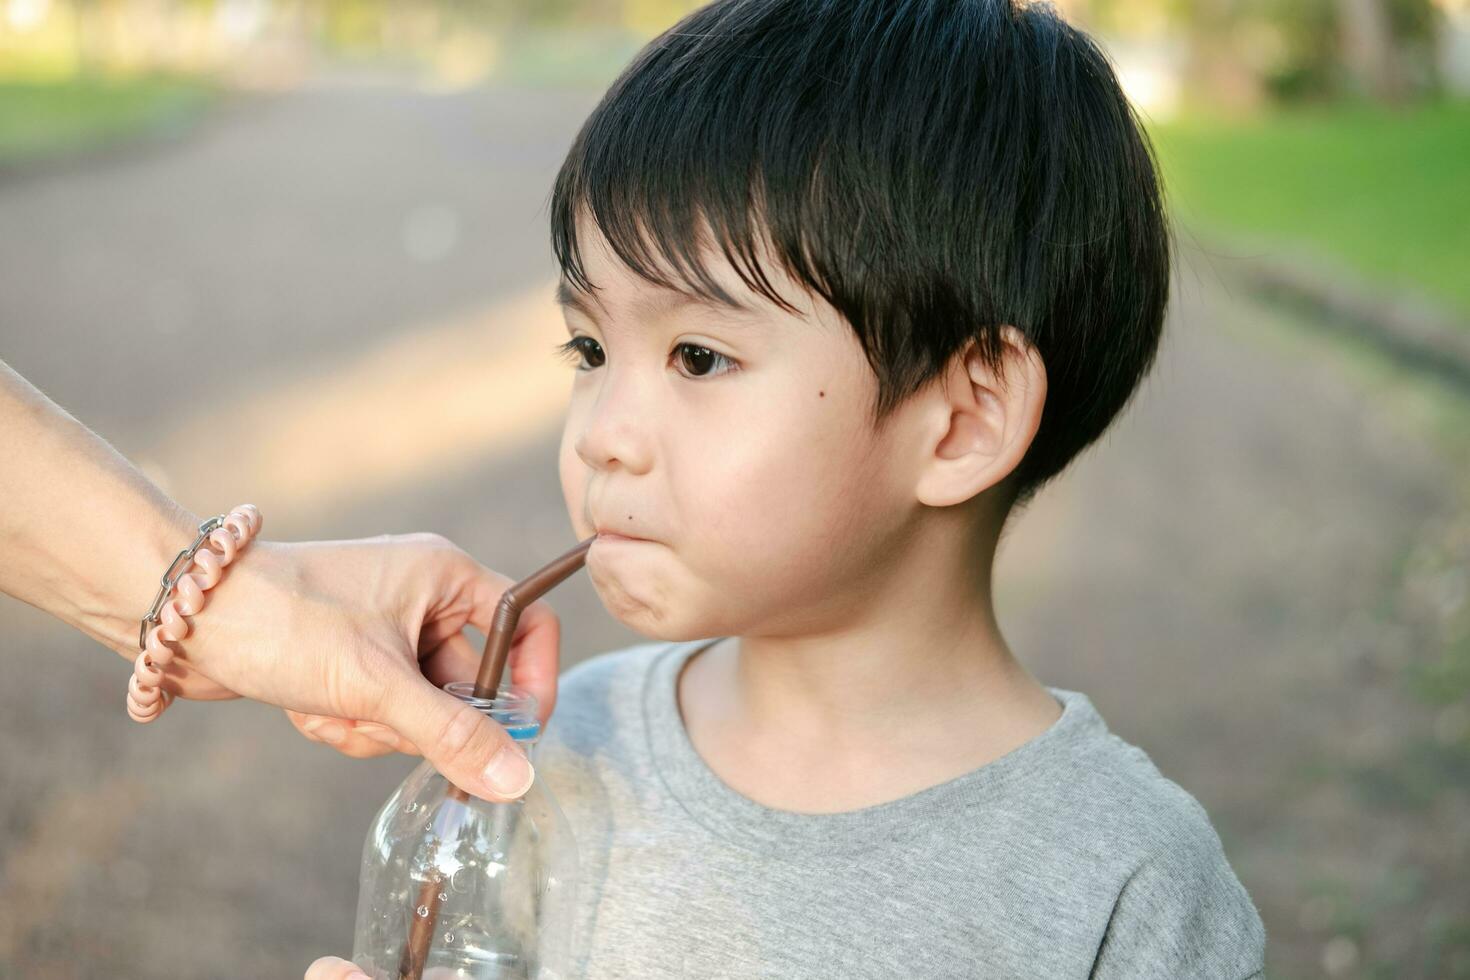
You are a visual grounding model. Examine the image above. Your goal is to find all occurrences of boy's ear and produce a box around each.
[913,327,1047,508]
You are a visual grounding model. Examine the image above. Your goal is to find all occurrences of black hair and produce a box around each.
[549,0,1171,508]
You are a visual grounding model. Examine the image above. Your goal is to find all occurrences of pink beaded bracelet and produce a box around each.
[127,504,262,723]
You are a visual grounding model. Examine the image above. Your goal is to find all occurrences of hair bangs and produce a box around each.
[549,0,867,328]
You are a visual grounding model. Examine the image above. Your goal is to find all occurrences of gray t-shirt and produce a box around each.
[536,638,1265,979]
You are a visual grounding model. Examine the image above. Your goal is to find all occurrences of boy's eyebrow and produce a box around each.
[555,279,602,320]
[555,278,762,324]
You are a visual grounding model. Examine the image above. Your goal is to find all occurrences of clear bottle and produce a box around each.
[352,682,578,980]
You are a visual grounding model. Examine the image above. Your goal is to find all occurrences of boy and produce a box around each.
[541,0,1264,977]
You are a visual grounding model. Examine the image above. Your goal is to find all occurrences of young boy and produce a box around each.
[539,1,1265,977]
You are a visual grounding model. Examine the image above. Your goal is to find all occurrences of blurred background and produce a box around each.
[0,1,1466,978]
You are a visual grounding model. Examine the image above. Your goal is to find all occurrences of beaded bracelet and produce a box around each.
[127,504,262,723]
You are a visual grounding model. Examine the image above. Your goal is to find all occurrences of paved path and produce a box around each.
[1,74,1464,980]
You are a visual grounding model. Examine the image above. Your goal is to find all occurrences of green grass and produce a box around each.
[1148,100,1470,318]
[0,74,218,167]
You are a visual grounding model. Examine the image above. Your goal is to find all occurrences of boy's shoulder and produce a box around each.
[1013,691,1266,977]
[1002,688,1250,884]
[1030,694,1233,853]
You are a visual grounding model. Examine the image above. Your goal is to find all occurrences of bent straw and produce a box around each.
[399,535,595,980]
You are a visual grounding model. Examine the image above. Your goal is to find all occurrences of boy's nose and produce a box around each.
[573,371,654,475]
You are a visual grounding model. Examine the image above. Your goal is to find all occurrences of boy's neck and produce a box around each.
[676,507,1062,814]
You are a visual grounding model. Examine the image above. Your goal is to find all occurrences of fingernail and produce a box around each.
[347,972,371,980]
[482,746,534,798]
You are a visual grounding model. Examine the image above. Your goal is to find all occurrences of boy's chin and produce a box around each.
[598,596,721,644]
[588,564,741,641]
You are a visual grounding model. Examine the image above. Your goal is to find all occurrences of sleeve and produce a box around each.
[1088,804,1267,980]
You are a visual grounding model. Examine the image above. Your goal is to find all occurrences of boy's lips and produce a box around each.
[592,520,653,542]
[589,505,655,542]
[594,530,650,543]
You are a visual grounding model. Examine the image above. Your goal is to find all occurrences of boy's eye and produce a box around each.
[555,336,738,379]
[674,343,736,378]
[555,336,606,371]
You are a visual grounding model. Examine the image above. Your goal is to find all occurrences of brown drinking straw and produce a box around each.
[398,536,595,980]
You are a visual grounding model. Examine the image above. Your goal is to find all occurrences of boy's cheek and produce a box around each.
[557,431,588,535]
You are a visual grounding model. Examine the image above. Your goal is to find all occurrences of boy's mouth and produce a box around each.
[594,530,649,543]
[589,507,654,543]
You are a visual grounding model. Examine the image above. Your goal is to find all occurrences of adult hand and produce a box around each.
[0,358,558,803]
[171,532,560,802]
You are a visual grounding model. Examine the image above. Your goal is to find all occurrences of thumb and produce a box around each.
[380,675,535,802]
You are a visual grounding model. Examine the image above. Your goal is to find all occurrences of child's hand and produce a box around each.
[160,532,561,802]
[305,956,460,979]
[304,956,368,980]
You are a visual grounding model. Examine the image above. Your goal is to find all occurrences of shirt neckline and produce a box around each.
[642,637,1100,858]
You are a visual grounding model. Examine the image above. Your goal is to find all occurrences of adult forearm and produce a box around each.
[0,359,198,658]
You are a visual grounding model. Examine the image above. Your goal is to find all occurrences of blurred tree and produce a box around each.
[10,0,1450,104]
[1338,0,1406,98]
[68,0,101,77]
[1251,0,1339,101]
[622,0,704,34]
[503,0,621,28]
[1093,0,1444,105]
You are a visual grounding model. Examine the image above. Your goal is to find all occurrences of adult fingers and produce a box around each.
[422,613,560,727]
[419,631,481,690]
[285,709,400,759]
[377,672,534,802]
[453,559,562,727]
[508,599,560,726]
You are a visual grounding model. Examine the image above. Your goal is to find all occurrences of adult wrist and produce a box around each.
[126,504,262,722]
[78,501,202,659]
